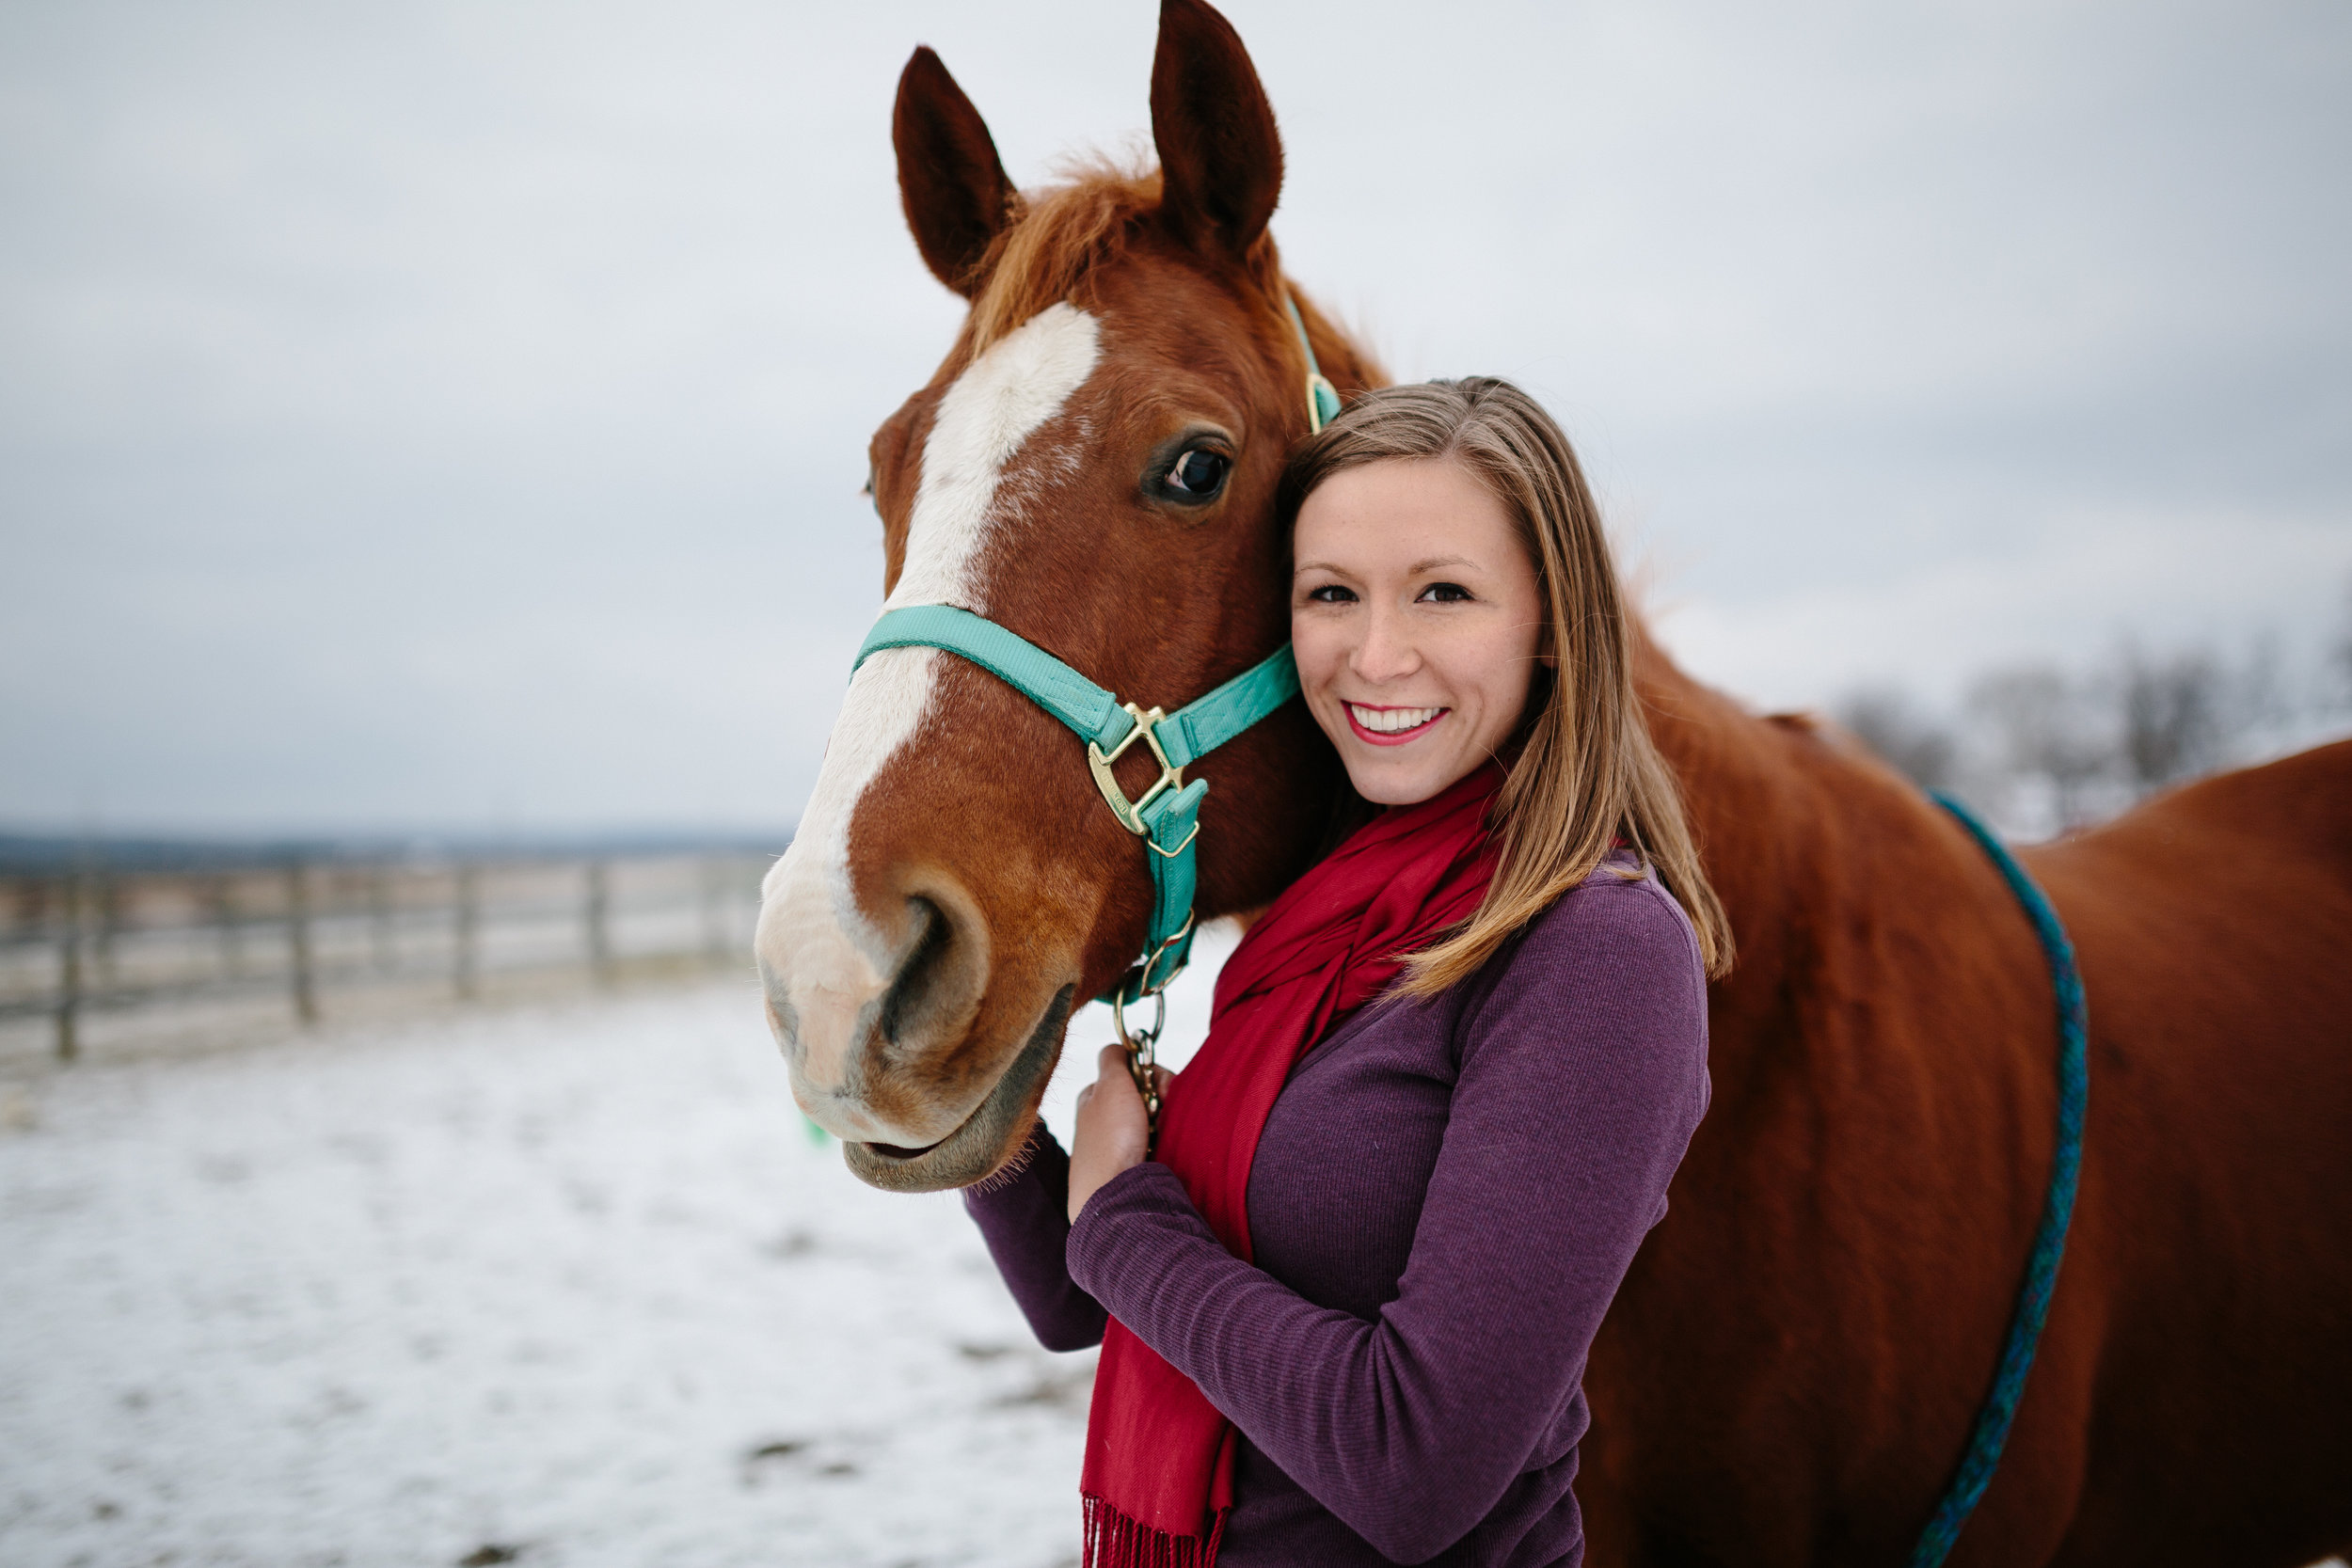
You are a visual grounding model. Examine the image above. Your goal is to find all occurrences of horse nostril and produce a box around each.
[879,895,957,1049]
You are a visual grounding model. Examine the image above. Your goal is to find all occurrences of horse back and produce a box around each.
[2024,737,2352,1566]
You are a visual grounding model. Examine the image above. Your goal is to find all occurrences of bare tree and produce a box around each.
[1824,594,2347,838]
[1967,664,2114,830]
[1834,688,1957,792]
[2115,643,2227,791]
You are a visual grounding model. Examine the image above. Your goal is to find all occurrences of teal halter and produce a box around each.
[854,606,1297,1003]
[850,293,1339,1008]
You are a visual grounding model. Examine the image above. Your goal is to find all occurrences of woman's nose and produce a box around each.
[1351,606,1420,684]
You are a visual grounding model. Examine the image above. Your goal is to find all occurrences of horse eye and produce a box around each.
[1163,448,1231,499]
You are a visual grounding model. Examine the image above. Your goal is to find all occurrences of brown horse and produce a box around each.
[753,3,2352,1562]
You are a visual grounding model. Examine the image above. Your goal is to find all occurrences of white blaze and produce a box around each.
[889,302,1104,610]
[758,304,1102,1136]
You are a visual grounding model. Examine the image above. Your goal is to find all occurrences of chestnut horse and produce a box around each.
[754,3,2352,1562]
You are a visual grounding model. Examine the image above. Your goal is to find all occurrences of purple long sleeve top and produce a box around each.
[963,861,1710,1566]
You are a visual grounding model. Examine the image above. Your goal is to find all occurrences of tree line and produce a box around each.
[1833,578,2352,840]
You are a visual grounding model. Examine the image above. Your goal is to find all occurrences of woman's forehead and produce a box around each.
[1293,458,1523,572]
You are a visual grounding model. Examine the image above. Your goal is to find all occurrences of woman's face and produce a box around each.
[1291,457,1549,806]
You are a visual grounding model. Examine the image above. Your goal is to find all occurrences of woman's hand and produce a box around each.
[1068,1045,1171,1225]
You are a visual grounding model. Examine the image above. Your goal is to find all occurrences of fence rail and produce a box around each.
[0,851,772,1061]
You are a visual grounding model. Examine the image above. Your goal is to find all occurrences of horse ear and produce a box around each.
[1150,0,1283,256]
[893,47,1014,296]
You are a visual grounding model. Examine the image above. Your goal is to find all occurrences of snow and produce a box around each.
[0,930,1225,1568]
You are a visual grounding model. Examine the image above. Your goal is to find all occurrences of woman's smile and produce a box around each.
[1344,703,1451,745]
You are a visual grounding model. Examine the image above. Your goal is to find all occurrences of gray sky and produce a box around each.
[3,0,2347,834]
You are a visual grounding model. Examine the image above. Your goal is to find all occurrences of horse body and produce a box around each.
[2029,745,2352,1566]
[1582,653,2352,1565]
[757,1,2352,1558]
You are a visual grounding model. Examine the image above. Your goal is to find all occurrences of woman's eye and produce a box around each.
[1305,584,1357,604]
[1417,581,1473,604]
[1162,447,1231,499]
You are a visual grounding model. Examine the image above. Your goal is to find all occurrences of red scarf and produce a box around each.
[1078,763,1504,1567]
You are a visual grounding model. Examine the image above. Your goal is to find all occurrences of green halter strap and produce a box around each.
[854,605,1298,1005]
[1287,293,1344,434]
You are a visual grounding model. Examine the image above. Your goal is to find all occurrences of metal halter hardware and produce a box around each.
[1111,983,1166,1154]
[1087,702,1187,839]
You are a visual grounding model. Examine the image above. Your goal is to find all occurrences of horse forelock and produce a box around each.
[966,160,1158,355]
[963,157,1293,358]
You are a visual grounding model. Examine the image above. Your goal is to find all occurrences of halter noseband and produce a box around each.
[850,293,1338,1007]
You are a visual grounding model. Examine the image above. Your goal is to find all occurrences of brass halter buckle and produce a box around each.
[1111,984,1166,1155]
[1130,910,1196,998]
[1087,702,1185,836]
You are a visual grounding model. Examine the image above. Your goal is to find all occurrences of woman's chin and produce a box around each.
[1344,751,1475,807]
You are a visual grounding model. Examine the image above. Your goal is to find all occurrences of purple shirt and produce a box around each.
[964,861,1710,1566]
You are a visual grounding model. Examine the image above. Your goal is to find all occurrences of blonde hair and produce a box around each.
[1279,377,1733,990]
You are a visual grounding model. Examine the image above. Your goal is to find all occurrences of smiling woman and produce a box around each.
[971,376,1736,1566]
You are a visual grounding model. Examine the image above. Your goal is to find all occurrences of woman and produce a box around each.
[964,377,1733,1567]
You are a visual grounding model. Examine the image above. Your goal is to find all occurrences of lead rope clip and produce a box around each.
[1110,986,1166,1157]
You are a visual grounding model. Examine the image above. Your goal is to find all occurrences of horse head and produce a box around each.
[756,0,1375,1192]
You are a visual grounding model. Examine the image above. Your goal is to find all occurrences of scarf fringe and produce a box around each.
[1080,1494,1229,1568]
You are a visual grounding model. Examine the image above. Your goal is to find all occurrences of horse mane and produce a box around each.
[966,154,1290,353]
[967,157,1162,351]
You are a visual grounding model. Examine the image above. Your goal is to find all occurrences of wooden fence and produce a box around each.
[0,851,773,1062]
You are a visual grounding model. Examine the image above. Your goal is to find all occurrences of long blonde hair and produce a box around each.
[1279,377,1734,990]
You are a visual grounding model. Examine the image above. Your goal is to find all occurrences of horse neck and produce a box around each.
[1631,627,1893,1043]
[1628,623,2034,1127]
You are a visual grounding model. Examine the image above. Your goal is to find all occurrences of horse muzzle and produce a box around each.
[756,846,1073,1190]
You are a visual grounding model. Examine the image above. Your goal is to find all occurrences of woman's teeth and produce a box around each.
[1348,704,1443,734]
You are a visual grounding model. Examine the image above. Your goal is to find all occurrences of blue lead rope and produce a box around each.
[1910,793,2090,1566]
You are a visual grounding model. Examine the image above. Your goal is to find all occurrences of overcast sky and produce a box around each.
[3,0,2346,834]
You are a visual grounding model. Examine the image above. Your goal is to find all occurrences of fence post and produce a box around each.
[287,859,318,1025]
[453,863,479,1000]
[56,869,84,1062]
[211,873,242,977]
[93,867,119,990]
[370,865,396,974]
[699,857,725,964]
[586,861,612,985]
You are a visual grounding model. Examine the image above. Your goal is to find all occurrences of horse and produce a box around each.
[753,3,2352,1561]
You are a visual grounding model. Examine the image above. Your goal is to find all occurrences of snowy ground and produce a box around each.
[18,929,2332,1568]
[0,931,1233,1568]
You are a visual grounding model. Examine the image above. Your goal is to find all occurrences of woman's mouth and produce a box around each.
[1344,703,1448,746]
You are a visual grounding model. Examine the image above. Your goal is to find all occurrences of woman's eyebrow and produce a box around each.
[1292,559,1356,578]
[1407,555,1479,575]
